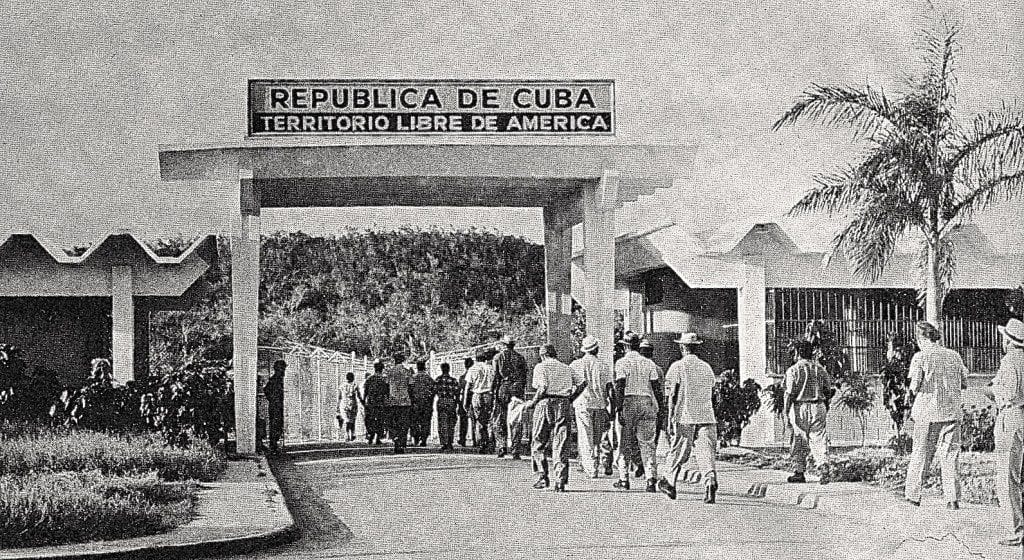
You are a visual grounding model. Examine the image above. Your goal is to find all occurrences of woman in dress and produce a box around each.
[338,371,361,441]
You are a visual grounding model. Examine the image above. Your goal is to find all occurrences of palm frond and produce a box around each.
[945,105,1024,219]
[947,105,1024,177]
[832,194,920,281]
[915,236,956,309]
[772,84,899,140]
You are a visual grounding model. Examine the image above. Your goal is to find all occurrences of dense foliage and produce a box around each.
[151,228,548,368]
[713,369,762,447]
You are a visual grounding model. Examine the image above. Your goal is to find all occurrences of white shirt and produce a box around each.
[665,354,717,424]
[909,344,968,423]
[570,354,613,410]
[465,363,495,394]
[614,351,660,398]
[532,357,582,397]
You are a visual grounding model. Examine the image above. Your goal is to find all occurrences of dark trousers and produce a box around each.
[437,403,458,449]
[472,392,494,450]
[411,403,434,445]
[532,396,573,485]
[457,408,469,446]
[364,405,386,443]
[491,396,509,453]
[388,405,411,453]
[269,402,284,451]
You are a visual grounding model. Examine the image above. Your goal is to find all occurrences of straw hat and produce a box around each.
[580,335,599,352]
[674,332,703,345]
[998,318,1024,348]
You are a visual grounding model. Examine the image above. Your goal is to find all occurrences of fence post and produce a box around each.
[315,353,324,441]
[430,350,437,378]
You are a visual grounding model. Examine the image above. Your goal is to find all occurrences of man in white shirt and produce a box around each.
[570,335,614,478]
[524,344,585,491]
[904,321,968,508]
[983,318,1024,546]
[657,332,719,503]
[463,350,496,454]
[612,332,662,492]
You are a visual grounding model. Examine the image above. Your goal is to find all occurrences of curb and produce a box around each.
[0,458,299,560]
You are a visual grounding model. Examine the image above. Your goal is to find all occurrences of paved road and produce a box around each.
[213,447,1015,560]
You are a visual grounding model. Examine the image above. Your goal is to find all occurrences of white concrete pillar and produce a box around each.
[738,260,777,447]
[232,168,260,455]
[111,265,134,383]
[583,170,618,371]
[543,206,574,362]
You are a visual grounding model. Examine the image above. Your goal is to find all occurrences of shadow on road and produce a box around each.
[265,456,354,553]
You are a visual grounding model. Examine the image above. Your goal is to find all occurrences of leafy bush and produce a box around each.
[0,471,193,548]
[835,375,876,446]
[50,359,147,432]
[0,429,226,482]
[960,404,995,452]
[713,369,762,446]
[881,333,914,454]
[141,360,235,448]
[0,345,61,424]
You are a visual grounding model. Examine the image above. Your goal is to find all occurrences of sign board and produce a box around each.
[247,79,614,136]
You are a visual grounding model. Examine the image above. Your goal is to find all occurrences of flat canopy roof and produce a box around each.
[157,142,696,209]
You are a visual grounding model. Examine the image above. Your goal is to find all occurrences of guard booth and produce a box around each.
[156,80,697,454]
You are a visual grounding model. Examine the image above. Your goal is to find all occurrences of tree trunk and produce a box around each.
[925,240,943,329]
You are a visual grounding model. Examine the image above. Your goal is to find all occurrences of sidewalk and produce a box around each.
[702,449,1014,560]
[0,457,297,560]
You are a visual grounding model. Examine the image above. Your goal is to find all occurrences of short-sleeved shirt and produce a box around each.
[909,345,968,422]
[665,354,717,424]
[569,354,613,410]
[533,357,583,397]
[409,372,435,407]
[363,374,390,407]
[338,382,359,413]
[784,359,832,403]
[993,348,1024,410]
[493,349,529,400]
[384,365,413,407]
[434,374,461,406]
[465,363,496,394]
[614,351,660,398]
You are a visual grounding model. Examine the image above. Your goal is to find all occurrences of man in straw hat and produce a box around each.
[524,343,586,492]
[903,321,967,508]
[657,332,719,503]
[570,335,614,478]
[612,332,662,492]
[984,318,1024,546]
[492,334,529,459]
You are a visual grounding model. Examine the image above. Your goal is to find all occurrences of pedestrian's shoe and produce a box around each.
[903,497,921,507]
[946,501,960,510]
[657,478,677,500]
[634,464,646,479]
[998,536,1022,547]
[591,471,599,479]
[786,472,806,483]
[645,478,658,493]
[552,482,566,493]
[704,480,718,504]
[604,463,613,476]
[533,477,550,490]
[512,453,521,461]
[612,479,631,490]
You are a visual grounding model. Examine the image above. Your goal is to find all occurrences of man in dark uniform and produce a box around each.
[264,360,287,453]
[460,356,475,447]
[362,360,390,445]
[434,362,462,451]
[409,357,436,446]
[384,353,414,454]
[492,335,529,459]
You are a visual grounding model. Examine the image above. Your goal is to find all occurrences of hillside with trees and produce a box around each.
[149,228,548,369]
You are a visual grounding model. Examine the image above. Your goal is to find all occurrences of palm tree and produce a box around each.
[773,21,1024,326]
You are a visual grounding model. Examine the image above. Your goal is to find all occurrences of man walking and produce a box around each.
[639,339,668,449]
[409,358,436,447]
[264,360,287,453]
[492,335,529,459]
[784,340,832,483]
[985,318,1024,546]
[362,360,390,445]
[384,353,414,454]
[464,350,495,453]
[434,362,462,452]
[658,333,719,503]
[570,335,614,478]
[458,357,474,447]
[903,321,968,507]
[525,344,585,492]
[613,332,662,492]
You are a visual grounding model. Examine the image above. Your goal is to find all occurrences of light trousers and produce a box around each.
[574,406,610,476]
[789,402,828,473]
[904,419,961,503]
[532,397,573,485]
[665,422,718,487]
[995,406,1024,539]
[616,395,658,480]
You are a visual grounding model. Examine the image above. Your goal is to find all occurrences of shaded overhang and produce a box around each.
[157,142,697,212]
[0,232,216,298]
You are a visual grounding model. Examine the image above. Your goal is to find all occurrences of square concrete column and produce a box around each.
[738,260,777,447]
[110,265,134,383]
[583,170,618,370]
[543,206,574,362]
[232,169,260,456]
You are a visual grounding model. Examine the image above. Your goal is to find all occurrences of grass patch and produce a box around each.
[0,426,227,548]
